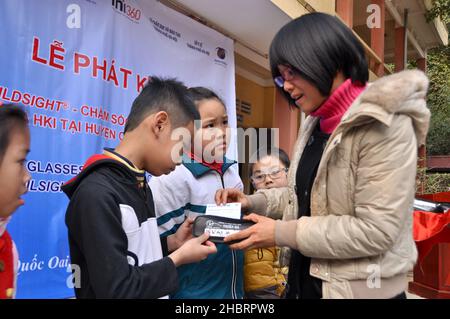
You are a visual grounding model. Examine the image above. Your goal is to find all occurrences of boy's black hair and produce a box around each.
[270,12,368,106]
[249,147,290,176]
[0,104,28,164]
[187,87,226,109]
[124,77,200,133]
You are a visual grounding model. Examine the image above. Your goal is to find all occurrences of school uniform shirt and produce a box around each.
[62,148,178,299]
[149,154,244,299]
[0,217,18,299]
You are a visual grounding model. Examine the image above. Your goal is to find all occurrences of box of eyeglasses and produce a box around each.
[192,215,255,244]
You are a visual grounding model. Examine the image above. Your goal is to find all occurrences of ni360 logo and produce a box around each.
[111,0,141,21]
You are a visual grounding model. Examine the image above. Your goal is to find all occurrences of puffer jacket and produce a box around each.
[244,247,287,296]
[248,70,431,298]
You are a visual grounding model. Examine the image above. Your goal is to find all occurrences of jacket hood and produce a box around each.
[341,70,431,146]
[61,154,126,199]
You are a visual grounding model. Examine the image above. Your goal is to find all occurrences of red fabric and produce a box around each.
[413,209,450,265]
[0,230,14,299]
[187,152,224,175]
[63,154,112,186]
[310,79,366,134]
[418,192,450,203]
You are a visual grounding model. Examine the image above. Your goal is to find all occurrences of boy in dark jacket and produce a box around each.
[62,77,216,299]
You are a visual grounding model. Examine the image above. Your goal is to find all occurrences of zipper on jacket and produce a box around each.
[219,174,225,188]
[231,249,237,299]
[216,170,239,298]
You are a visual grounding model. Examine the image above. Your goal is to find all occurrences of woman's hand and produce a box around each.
[223,214,276,250]
[167,217,194,252]
[215,188,251,211]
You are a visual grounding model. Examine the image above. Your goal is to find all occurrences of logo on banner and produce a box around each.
[214,47,228,68]
[111,0,141,23]
[216,47,226,60]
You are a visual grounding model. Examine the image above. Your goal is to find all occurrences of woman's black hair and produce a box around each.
[187,87,226,109]
[270,12,368,106]
[0,104,28,164]
[249,147,291,176]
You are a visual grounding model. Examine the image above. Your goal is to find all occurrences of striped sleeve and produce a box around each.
[148,166,191,237]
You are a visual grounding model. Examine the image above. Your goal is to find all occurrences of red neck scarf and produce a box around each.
[311,79,366,134]
[187,152,224,175]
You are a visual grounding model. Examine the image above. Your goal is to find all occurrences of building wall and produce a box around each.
[235,74,281,193]
[270,0,335,18]
[235,74,275,129]
[273,89,299,157]
[307,0,335,14]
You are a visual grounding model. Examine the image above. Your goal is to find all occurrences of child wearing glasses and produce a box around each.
[244,147,289,299]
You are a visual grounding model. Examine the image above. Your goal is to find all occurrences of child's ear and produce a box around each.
[151,111,170,137]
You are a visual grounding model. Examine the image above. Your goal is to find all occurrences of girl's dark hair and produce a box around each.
[0,104,29,163]
[270,12,368,105]
[249,147,291,176]
[187,87,226,109]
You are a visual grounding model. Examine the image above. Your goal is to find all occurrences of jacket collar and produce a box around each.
[182,154,236,178]
[0,217,10,237]
[336,70,430,146]
[62,149,145,198]
[103,148,145,175]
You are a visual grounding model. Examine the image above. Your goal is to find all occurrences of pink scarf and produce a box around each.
[311,79,366,134]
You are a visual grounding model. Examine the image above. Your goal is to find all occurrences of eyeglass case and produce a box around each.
[192,215,255,244]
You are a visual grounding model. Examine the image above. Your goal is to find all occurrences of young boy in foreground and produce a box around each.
[63,78,216,299]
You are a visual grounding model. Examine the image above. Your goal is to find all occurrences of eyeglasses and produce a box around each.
[251,167,288,184]
[274,66,297,88]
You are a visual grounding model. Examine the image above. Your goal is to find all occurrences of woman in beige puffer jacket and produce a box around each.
[216,13,430,299]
